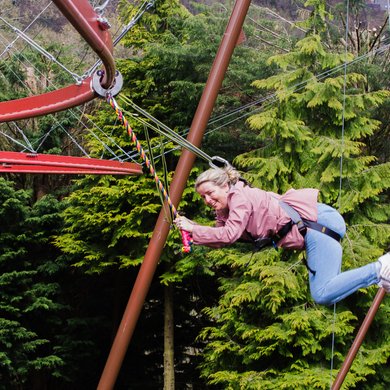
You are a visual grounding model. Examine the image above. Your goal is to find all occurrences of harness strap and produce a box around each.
[252,200,342,258]
[278,200,341,243]
[273,220,293,241]
[278,200,307,236]
[302,219,341,242]
[253,221,292,251]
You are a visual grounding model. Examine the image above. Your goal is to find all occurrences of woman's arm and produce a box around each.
[191,191,252,247]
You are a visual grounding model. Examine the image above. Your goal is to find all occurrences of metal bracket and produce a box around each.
[97,16,111,31]
[92,70,123,97]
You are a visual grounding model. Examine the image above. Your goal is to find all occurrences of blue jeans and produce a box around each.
[305,204,379,305]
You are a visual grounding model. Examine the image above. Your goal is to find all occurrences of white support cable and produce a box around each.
[247,15,285,39]
[0,16,82,84]
[0,1,52,59]
[112,0,155,45]
[251,4,307,33]
[95,0,111,15]
[0,27,141,163]
[33,125,59,153]
[329,0,350,386]
[11,122,35,152]
[0,129,35,152]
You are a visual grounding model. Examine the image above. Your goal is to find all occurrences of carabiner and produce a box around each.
[209,156,230,169]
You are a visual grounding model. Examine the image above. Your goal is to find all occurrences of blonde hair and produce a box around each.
[195,165,241,190]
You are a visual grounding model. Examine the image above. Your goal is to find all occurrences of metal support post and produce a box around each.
[332,287,387,389]
[97,1,252,388]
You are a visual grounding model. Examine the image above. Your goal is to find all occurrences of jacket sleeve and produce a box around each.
[192,190,252,247]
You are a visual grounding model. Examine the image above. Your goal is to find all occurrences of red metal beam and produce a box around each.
[0,152,142,175]
[51,0,115,89]
[97,1,252,388]
[0,0,115,122]
[0,78,94,123]
[0,165,139,175]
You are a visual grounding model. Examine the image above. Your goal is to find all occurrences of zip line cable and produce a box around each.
[120,36,390,166]
[118,95,218,165]
[1,1,389,171]
[0,1,153,163]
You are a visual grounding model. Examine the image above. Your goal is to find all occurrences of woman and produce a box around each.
[174,165,390,305]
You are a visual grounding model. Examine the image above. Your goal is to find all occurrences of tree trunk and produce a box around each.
[164,284,175,390]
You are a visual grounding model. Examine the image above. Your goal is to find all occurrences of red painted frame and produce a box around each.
[0,151,142,175]
[0,0,115,122]
[0,0,142,175]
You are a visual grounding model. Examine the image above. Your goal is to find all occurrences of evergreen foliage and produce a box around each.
[0,179,78,387]
[1,0,389,388]
[188,2,390,389]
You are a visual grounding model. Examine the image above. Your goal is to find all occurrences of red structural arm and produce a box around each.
[51,0,115,89]
[0,0,115,122]
[0,78,94,123]
[0,151,142,175]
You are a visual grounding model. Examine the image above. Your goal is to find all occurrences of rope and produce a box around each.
[330,1,350,386]
[118,95,227,168]
[0,16,83,84]
[107,93,193,253]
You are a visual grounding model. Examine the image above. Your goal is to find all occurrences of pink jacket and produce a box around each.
[192,181,319,249]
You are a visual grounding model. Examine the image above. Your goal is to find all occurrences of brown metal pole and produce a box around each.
[332,287,387,390]
[97,1,252,389]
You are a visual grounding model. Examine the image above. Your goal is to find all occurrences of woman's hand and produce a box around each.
[174,216,194,233]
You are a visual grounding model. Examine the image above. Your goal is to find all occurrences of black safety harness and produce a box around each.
[254,200,342,250]
[253,201,342,274]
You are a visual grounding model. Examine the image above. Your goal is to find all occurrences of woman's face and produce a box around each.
[196,181,229,211]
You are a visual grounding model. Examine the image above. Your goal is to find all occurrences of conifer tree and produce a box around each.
[195,1,390,389]
[55,0,278,387]
[0,178,95,387]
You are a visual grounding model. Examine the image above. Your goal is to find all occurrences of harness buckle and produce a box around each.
[253,237,273,251]
[297,221,307,237]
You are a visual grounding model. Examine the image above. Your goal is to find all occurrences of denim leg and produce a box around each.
[305,204,379,305]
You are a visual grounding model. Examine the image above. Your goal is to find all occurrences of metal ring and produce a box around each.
[209,155,230,169]
[91,70,123,97]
